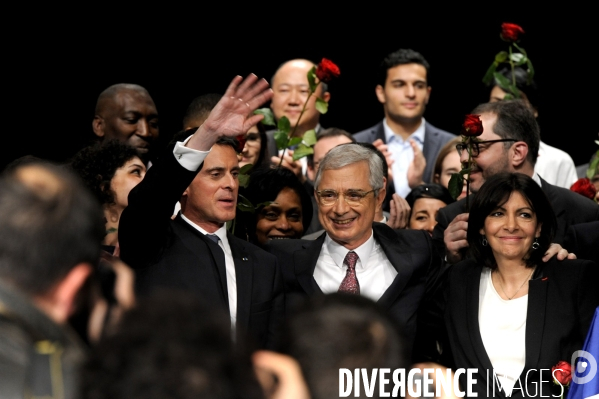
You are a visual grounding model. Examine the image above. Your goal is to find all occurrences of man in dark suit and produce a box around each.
[434,100,599,264]
[354,48,456,202]
[266,143,443,359]
[119,74,284,350]
[563,220,599,266]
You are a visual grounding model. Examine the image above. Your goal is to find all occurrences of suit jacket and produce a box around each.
[265,223,444,358]
[353,120,456,184]
[443,257,599,398]
[432,176,599,260]
[119,149,284,349]
[562,220,599,266]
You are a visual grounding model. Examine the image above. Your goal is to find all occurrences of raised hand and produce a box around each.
[373,138,394,182]
[188,74,273,151]
[444,212,469,264]
[270,149,305,182]
[386,193,411,229]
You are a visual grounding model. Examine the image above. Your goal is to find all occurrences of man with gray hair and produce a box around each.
[266,143,442,360]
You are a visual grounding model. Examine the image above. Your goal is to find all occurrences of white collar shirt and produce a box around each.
[313,230,398,302]
[383,118,426,198]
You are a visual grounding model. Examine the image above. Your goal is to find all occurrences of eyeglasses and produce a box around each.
[455,139,517,157]
[316,189,376,206]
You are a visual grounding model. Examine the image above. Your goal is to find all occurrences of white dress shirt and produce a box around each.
[383,118,426,198]
[313,230,398,302]
[479,268,527,396]
[173,136,238,331]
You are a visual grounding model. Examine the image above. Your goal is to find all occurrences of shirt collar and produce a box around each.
[324,229,375,271]
[180,214,229,245]
[382,117,426,145]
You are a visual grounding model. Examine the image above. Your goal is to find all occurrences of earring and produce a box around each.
[481,235,488,247]
[532,237,540,250]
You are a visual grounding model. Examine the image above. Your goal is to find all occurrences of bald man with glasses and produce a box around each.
[266,143,443,362]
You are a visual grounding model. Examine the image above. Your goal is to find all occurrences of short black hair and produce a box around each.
[467,172,556,269]
[378,48,430,86]
[405,183,455,210]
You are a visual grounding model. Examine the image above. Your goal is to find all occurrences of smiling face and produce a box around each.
[480,191,541,264]
[182,144,240,232]
[270,59,329,135]
[255,187,304,245]
[94,88,159,159]
[316,161,384,250]
[408,197,448,236]
[376,63,431,124]
[110,156,146,209]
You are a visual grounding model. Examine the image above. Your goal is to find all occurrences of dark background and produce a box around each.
[4,7,597,171]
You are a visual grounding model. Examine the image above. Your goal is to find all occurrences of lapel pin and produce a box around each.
[242,257,249,261]
[541,277,548,281]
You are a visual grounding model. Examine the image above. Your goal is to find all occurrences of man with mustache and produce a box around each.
[119,74,284,350]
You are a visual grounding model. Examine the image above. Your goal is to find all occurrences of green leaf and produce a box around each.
[237,194,256,213]
[448,173,464,200]
[292,143,314,161]
[482,62,498,85]
[240,163,254,175]
[510,53,527,66]
[493,72,520,98]
[288,137,302,147]
[307,66,318,93]
[254,108,276,126]
[226,219,233,232]
[587,152,599,179]
[274,130,289,151]
[459,167,472,175]
[526,60,535,84]
[277,116,291,134]
[315,97,329,114]
[303,129,317,146]
[495,51,508,63]
[238,173,250,188]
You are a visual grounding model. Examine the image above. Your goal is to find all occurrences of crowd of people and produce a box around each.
[1,48,598,399]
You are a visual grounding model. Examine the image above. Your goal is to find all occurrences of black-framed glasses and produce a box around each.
[456,139,517,157]
[316,189,376,206]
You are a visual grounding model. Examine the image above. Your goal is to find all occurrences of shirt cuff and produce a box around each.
[173,134,210,171]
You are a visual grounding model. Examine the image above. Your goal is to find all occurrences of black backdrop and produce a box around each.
[4,6,597,171]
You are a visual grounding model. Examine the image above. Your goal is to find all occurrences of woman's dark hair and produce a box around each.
[69,139,141,205]
[405,183,454,210]
[467,172,557,269]
[251,121,269,170]
[234,167,313,244]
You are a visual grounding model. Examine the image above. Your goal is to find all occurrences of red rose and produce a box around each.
[235,134,247,153]
[500,22,525,42]
[570,177,598,200]
[552,361,572,386]
[461,114,484,137]
[315,58,340,83]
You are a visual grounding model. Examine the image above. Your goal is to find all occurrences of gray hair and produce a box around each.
[314,143,384,193]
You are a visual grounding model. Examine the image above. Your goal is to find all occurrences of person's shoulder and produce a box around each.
[263,237,315,254]
[542,179,598,209]
[424,121,457,139]
[353,121,383,140]
[374,223,431,247]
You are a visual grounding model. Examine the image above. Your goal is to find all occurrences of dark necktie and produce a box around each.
[338,251,360,295]
[206,234,220,244]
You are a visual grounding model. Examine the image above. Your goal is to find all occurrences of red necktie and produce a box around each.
[338,251,360,295]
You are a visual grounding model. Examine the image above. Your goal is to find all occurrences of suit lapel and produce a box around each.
[523,266,548,370]
[172,217,229,309]
[374,226,416,309]
[465,265,496,374]
[228,234,253,329]
[294,235,326,295]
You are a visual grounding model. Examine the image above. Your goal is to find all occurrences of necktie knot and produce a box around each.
[207,234,220,244]
[338,251,360,295]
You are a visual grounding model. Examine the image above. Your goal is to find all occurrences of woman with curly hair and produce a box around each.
[69,139,146,256]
